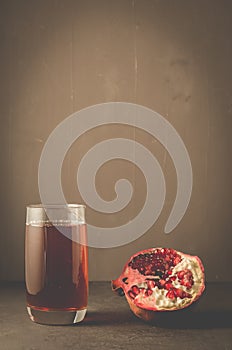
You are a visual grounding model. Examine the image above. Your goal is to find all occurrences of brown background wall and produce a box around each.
[0,0,232,282]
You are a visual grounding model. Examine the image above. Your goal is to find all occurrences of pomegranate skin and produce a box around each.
[112,248,205,321]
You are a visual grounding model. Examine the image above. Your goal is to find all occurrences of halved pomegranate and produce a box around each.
[112,248,205,321]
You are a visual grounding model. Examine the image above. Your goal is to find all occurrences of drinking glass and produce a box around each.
[25,204,88,325]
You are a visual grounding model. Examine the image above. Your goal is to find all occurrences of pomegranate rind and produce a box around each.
[112,248,205,319]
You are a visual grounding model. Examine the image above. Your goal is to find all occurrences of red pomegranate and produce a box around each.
[112,248,205,321]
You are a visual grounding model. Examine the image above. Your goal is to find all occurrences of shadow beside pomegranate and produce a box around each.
[73,282,232,329]
[147,308,232,329]
[136,282,232,329]
[76,308,232,329]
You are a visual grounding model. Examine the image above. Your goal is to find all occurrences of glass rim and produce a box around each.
[26,203,86,209]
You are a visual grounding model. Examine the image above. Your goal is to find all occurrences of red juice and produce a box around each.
[25,223,88,311]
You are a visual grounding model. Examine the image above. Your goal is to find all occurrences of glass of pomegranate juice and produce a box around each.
[25,204,88,325]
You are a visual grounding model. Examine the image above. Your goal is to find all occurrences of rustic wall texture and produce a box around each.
[0,0,232,281]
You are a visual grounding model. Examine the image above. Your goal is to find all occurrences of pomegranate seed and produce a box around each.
[128,290,136,299]
[159,279,166,287]
[147,280,155,290]
[174,288,184,298]
[185,281,193,289]
[131,285,140,295]
[181,291,192,298]
[145,289,153,297]
[177,270,185,279]
[166,290,175,299]
[145,268,153,276]
[164,282,173,290]
[186,270,192,277]
[170,276,176,281]
[174,256,181,265]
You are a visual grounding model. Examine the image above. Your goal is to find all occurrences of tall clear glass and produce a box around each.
[25,204,88,325]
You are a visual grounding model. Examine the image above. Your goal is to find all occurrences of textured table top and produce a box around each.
[0,282,232,350]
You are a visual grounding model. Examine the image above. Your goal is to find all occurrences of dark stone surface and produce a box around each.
[0,282,232,350]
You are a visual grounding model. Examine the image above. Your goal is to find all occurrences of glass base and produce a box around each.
[27,306,87,325]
